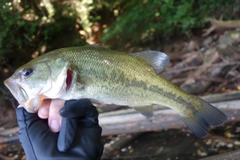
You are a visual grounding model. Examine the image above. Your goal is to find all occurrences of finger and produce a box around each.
[38,99,51,119]
[48,99,65,132]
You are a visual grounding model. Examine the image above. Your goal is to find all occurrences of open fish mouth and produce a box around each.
[4,78,28,104]
[4,67,73,105]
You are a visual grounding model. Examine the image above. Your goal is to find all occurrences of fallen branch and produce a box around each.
[0,136,18,144]
[2,92,240,139]
[199,149,240,160]
[102,133,140,158]
[202,91,240,103]
[179,50,221,94]
[166,60,240,74]
[202,18,240,37]
[100,99,240,136]
[0,127,18,136]
[0,154,14,160]
[194,76,224,83]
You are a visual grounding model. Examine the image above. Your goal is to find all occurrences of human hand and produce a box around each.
[37,99,64,132]
[16,99,103,160]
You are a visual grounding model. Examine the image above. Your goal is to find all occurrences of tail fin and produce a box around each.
[181,98,227,138]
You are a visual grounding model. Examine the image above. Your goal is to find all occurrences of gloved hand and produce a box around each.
[16,99,103,160]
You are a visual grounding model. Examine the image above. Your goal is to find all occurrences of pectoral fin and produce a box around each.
[133,105,153,118]
[80,75,94,88]
[74,69,93,90]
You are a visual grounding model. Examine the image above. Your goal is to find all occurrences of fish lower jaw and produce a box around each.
[18,100,38,113]
[25,105,38,113]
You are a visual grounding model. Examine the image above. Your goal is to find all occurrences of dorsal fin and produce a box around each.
[130,50,169,73]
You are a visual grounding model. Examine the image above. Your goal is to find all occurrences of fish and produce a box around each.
[4,45,227,138]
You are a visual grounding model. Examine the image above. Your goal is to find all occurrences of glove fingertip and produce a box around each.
[57,118,78,152]
[58,143,68,152]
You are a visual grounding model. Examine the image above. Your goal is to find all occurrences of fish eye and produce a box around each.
[22,68,33,77]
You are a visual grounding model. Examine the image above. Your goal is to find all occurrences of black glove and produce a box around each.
[16,99,103,160]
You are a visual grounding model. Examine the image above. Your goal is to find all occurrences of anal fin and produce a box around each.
[133,105,153,118]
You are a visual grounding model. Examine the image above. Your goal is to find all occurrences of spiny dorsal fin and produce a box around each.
[130,50,169,73]
[133,105,153,118]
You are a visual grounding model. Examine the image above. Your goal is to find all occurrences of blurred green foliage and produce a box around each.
[0,0,89,59]
[101,0,240,47]
[0,0,240,59]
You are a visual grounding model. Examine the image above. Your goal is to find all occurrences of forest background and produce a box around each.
[1,0,240,159]
[1,0,240,61]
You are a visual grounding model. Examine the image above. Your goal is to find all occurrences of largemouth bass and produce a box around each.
[4,45,227,138]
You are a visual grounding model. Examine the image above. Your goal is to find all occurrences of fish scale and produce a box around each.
[4,45,227,138]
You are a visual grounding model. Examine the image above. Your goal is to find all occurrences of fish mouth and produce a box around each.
[4,78,28,104]
[4,68,73,104]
